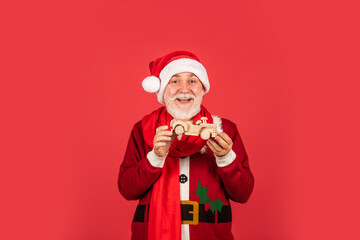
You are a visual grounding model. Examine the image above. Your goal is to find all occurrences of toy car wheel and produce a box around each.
[200,130,211,140]
[174,125,185,135]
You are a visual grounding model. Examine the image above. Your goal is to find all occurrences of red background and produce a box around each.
[1,0,360,239]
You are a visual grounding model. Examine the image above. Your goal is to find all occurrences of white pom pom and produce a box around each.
[142,76,160,93]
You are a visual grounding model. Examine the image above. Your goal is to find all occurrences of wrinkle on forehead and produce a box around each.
[172,73,196,78]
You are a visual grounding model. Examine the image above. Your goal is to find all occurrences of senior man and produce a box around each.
[118,51,254,240]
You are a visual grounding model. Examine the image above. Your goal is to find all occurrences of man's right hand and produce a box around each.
[153,125,175,157]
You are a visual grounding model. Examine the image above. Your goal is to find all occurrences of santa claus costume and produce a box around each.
[118,51,254,240]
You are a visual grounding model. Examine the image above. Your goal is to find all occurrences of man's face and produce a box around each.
[163,72,204,120]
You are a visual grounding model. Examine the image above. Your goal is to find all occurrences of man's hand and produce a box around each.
[207,132,233,157]
[153,125,176,157]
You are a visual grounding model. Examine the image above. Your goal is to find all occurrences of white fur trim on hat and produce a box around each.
[157,58,210,104]
[142,76,161,93]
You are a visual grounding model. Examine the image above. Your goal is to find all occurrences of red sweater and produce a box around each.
[118,118,254,240]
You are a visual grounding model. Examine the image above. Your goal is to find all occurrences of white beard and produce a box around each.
[164,93,203,120]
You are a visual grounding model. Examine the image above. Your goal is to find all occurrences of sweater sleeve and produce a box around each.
[118,121,163,200]
[216,119,255,203]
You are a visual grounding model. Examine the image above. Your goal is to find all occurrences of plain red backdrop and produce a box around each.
[1,0,360,239]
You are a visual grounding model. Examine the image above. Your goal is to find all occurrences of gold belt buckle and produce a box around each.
[181,200,199,225]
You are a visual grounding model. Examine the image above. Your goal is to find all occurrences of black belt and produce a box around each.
[133,201,231,224]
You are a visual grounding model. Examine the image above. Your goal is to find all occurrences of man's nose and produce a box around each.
[178,81,190,93]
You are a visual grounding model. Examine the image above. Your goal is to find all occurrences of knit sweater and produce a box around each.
[118,117,254,240]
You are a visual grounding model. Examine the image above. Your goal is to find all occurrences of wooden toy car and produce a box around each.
[170,117,217,140]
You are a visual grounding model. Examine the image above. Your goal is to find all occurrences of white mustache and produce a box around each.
[169,93,196,101]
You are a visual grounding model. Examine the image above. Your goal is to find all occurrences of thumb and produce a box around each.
[170,132,177,141]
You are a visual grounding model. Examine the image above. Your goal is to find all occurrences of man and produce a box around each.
[118,51,254,240]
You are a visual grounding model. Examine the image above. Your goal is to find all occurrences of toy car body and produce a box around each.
[170,117,217,140]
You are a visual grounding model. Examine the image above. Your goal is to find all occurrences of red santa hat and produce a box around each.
[142,50,210,104]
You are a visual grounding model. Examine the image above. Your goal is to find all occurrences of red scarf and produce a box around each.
[141,105,213,240]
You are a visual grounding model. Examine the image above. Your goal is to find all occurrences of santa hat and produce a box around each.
[142,51,210,104]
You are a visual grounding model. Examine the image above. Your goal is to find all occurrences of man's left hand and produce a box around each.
[206,132,233,157]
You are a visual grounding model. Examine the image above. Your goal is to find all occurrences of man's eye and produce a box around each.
[171,80,178,84]
[189,80,196,83]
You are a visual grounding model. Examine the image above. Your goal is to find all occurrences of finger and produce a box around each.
[156,130,173,137]
[208,141,231,157]
[155,136,172,142]
[219,132,233,145]
[207,141,225,156]
[206,141,216,153]
[170,133,177,140]
[214,135,228,149]
[207,139,223,152]
[156,125,169,133]
[154,142,166,147]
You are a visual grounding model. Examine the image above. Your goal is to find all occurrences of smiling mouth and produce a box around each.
[176,98,194,104]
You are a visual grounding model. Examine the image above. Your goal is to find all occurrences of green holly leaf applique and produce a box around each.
[195,180,211,204]
[209,198,225,214]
